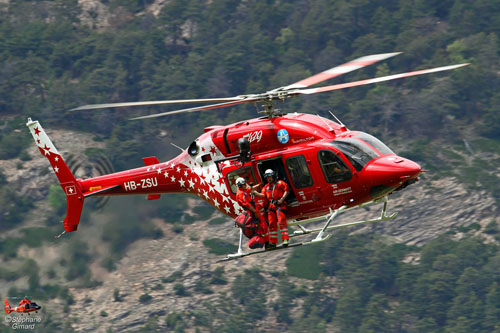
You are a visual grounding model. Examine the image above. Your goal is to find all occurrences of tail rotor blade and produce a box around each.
[294,63,470,96]
[282,52,402,90]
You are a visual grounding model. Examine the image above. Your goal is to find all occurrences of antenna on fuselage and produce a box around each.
[329,110,348,131]
[317,114,333,131]
[171,142,185,152]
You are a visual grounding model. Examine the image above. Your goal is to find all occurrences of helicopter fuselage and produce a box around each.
[80,113,421,221]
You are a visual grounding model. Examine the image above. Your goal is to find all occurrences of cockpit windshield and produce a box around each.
[329,138,379,172]
[355,133,394,155]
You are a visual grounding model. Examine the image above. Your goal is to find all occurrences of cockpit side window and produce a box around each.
[330,139,377,172]
[318,150,352,183]
[286,155,313,188]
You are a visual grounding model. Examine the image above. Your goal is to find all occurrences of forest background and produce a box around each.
[1,0,500,332]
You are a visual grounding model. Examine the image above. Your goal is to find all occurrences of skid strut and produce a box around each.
[291,196,397,238]
[227,228,245,259]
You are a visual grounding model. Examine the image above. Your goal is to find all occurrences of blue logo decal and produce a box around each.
[277,129,289,144]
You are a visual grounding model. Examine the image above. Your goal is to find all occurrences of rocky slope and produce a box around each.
[2,126,498,331]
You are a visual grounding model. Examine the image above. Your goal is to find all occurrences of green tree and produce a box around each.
[359,294,389,333]
[333,284,364,332]
[484,282,500,331]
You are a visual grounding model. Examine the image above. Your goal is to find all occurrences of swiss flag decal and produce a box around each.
[65,185,77,196]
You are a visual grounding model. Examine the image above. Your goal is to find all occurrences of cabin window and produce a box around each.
[227,167,257,194]
[286,155,313,188]
[318,150,352,183]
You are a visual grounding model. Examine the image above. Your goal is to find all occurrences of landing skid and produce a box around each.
[216,234,332,263]
[217,196,397,262]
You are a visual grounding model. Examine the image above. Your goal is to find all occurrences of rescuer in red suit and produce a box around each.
[235,177,269,245]
[262,169,290,248]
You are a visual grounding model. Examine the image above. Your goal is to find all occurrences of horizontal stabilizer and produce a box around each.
[148,194,161,200]
[142,156,160,166]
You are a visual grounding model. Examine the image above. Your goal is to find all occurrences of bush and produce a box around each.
[209,217,228,225]
[172,224,184,234]
[100,257,116,272]
[203,238,238,255]
[0,130,29,159]
[210,267,227,285]
[194,280,213,294]
[484,220,498,234]
[162,271,183,283]
[139,293,152,304]
[165,312,183,330]
[113,288,122,302]
[174,283,189,296]
[286,244,324,280]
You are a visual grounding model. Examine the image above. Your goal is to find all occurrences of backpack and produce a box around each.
[234,211,259,239]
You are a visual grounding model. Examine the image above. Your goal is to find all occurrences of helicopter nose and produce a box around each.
[364,156,421,196]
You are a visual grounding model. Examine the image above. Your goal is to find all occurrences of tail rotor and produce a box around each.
[66,153,114,209]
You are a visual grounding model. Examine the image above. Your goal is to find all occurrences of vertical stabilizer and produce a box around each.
[26,118,84,235]
[4,299,12,314]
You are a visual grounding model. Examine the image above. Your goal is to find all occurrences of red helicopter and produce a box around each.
[4,297,41,315]
[27,52,468,260]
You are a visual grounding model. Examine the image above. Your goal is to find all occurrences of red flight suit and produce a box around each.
[236,186,269,244]
[262,180,289,244]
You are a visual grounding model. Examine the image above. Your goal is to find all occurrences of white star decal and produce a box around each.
[147,167,151,172]
[203,190,209,199]
[157,168,162,174]
[54,156,59,162]
[152,165,156,169]
[214,198,220,208]
[179,179,185,187]
[188,179,194,188]
[170,176,176,182]
[184,170,188,177]
[54,166,59,173]
[176,167,181,172]
[164,171,169,178]
[170,163,175,168]
[233,202,242,214]
[222,195,229,203]
[224,205,231,214]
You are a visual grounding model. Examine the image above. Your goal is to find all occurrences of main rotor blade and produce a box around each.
[129,98,261,120]
[294,63,469,95]
[282,52,402,90]
[69,97,245,111]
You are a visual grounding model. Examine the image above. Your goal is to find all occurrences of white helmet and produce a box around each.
[264,169,275,179]
[236,177,246,188]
